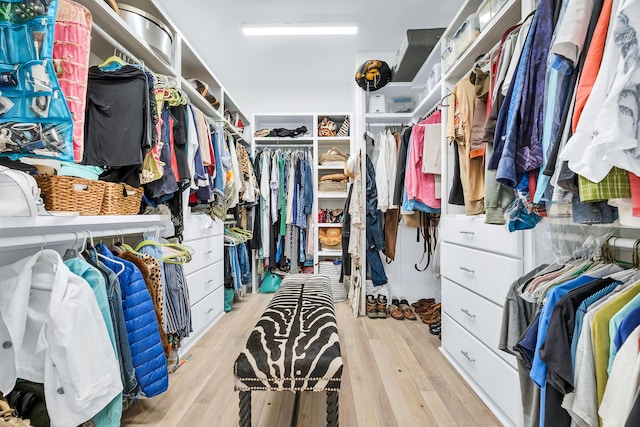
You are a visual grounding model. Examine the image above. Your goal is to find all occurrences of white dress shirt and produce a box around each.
[0,250,122,427]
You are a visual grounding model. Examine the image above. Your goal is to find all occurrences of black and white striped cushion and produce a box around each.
[234,274,343,392]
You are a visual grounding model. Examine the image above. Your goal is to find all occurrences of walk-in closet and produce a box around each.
[0,0,639,426]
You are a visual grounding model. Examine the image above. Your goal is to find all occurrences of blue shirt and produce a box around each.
[614,305,640,357]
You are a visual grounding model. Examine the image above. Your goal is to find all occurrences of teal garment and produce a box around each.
[608,292,640,374]
[59,163,104,180]
[65,258,122,427]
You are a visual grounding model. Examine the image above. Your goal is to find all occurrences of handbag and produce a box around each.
[259,269,282,293]
[0,166,47,218]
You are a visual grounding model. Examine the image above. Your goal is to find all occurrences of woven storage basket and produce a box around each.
[35,175,105,216]
[319,147,349,164]
[318,181,347,192]
[100,182,143,215]
[318,262,347,302]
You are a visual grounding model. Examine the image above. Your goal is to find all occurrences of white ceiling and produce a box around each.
[156,0,464,116]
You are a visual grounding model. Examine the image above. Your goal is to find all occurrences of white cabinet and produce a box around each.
[180,216,225,356]
[440,215,524,427]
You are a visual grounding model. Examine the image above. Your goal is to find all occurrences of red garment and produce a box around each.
[168,116,180,183]
[572,0,613,132]
[629,173,640,216]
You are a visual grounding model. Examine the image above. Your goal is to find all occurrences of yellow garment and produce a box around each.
[446,76,484,215]
[592,280,640,414]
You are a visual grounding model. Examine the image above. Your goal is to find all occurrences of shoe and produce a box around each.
[420,303,441,325]
[399,299,417,320]
[388,297,404,320]
[366,295,377,319]
[429,321,441,336]
[254,128,270,138]
[377,295,388,318]
[415,302,438,314]
[412,298,436,309]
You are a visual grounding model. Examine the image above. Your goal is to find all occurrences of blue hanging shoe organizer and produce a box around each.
[0,0,74,162]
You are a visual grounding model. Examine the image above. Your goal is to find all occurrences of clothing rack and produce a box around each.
[92,24,144,69]
[0,225,171,251]
[606,236,640,250]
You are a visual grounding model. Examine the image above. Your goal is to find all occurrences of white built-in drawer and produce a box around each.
[441,243,523,306]
[442,314,523,426]
[190,285,224,337]
[183,213,224,240]
[186,261,223,306]
[183,235,224,275]
[442,278,516,368]
[440,215,522,258]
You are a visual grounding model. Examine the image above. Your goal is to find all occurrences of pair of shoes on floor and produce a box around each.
[419,303,441,325]
[429,321,441,336]
[366,295,388,318]
[412,298,436,314]
[388,297,417,320]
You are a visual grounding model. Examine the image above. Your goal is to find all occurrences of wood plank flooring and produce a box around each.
[122,293,500,427]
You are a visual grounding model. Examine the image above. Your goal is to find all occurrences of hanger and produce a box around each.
[98,51,126,70]
[439,93,452,107]
[89,230,126,276]
[134,240,193,264]
[62,232,80,261]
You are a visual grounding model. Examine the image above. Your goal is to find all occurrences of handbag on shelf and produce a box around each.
[259,269,282,293]
[319,147,349,165]
[318,117,337,137]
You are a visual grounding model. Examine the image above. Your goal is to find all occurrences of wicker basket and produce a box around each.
[100,182,144,215]
[319,181,347,192]
[35,175,105,216]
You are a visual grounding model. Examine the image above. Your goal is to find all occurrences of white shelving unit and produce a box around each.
[251,112,356,287]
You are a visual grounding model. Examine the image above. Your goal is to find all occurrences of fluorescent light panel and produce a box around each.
[242,24,358,36]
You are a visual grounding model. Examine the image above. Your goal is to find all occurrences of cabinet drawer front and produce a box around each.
[190,285,224,336]
[183,235,224,275]
[442,314,523,426]
[440,215,522,258]
[442,279,515,368]
[441,243,522,306]
[186,261,223,306]
[183,214,224,240]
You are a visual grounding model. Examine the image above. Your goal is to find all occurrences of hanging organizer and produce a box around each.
[0,0,74,162]
[53,0,91,163]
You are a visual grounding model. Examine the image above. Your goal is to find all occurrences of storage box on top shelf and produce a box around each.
[451,13,480,59]
[477,0,493,32]
[442,45,455,71]
[392,28,445,82]
[117,3,174,65]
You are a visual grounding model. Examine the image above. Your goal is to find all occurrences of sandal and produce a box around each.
[366,295,377,319]
[420,304,441,325]
[411,298,435,309]
[429,321,441,336]
[388,298,404,320]
[399,299,417,321]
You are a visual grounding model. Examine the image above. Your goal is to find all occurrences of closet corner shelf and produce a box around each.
[254,137,314,144]
[317,250,343,257]
[412,81,443,119]
[0,214,173,239]
[317,137,352,143]
[318,192,348,199]
[443,0,521,83]
[80,0,177,77]
[317,223,343,228]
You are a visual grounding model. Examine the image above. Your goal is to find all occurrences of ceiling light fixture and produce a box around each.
[242,24,358,36]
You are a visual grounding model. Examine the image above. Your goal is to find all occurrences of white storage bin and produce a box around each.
[368,94,386,113]
[442,45,455,71]
[451,13,480,58]
[477,0,493,32]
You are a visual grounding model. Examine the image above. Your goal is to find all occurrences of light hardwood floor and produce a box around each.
[122,293,501,427]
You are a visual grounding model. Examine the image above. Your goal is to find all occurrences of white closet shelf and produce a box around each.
[254,137,314,143]
[317,250,343,257]
[365,112,413,123]
[0,214,173,239]
[317,165,346,170]
[413,81,443,119]
[317,137,352,143]
[181,77,224,120]
[444,0,521,83]
[317,223,343,228]
[318,192,348,199]
[442,0,486,39]
[79,0,177,77]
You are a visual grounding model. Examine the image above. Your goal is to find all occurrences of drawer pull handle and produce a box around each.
[459,267,475,274]
[460,308,476,319]
[460,350,476,363]
[205,250,215,255]
[205,308,214,315]
[459,231,475,236]
[205,280,214,286]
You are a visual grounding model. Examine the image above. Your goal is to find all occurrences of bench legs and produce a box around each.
[239,391,251,427]
[326,391,339,427]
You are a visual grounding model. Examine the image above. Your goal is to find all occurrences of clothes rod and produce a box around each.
[0,225,171,251]
[606,236,640,250]
[92,24,142,66]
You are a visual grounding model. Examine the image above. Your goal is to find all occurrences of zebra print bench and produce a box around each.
[234,274,343,427]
